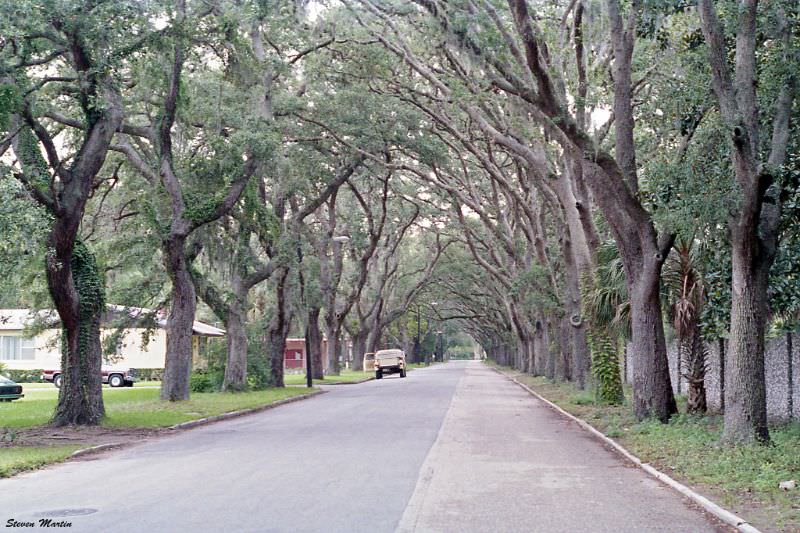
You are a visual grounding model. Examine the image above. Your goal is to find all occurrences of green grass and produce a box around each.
[283,370,373,385]
[0,445,83,478]
[496,366,800,532]
[0,386,317,429]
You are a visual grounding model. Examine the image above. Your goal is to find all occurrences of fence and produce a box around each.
[626,332,798,423]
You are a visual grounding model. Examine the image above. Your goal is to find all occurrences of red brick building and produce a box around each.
[283,338,329,371]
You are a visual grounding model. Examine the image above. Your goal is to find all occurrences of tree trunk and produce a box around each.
[351,330,366,371]
[557,316,571,381]
[544,319,556,380]
[267,324,288,388]
[325,326,340,375]
[50,239,105,426]
[559,211,591,388]
[719,337,725,413]
[533,318,549,377]
[161,234,196,401]
[722,250,769,442]
[366,316,383,354]
[222,294,248,392]
[788,332,794,421]
[307,307,324,380]
[629,269,676,421]
[683,323,707,414]
[267,267,292,388]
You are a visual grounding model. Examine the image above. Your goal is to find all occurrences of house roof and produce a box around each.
[0,309,57,331]
[0,306,225,337]
[105,305,226,337]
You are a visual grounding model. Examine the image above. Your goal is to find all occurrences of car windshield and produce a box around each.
[0,375,14,384]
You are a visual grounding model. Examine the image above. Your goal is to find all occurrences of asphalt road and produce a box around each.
[1,361,726,532]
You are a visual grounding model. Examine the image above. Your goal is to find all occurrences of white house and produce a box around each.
[0,306,225,371]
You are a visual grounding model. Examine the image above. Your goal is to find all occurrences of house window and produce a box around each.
[0,335,35,360]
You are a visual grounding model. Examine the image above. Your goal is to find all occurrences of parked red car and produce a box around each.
[42,368,136,388]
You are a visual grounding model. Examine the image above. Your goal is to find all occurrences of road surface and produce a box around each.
[1,361,726,532]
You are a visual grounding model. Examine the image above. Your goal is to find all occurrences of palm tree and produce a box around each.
[664,239,707,413]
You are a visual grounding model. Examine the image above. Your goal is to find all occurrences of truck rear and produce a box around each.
[374,349,407,379]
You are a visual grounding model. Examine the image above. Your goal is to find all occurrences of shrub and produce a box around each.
[189,370,224,392]
[189,371,214,393]
[2,369,45,383]
[129,368,164,381]
[247,351,271,390]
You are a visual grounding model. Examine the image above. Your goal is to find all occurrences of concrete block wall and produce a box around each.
[627,332,797,423]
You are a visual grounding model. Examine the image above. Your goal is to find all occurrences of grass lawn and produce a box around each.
[284,370,372,385]
[0,386,317,478]
[0,445,83,478]
[1,386,316,429]
[494,365,800,532]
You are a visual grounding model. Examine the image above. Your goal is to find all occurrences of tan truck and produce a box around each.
[363,352,376,372]
[374,349,407,379]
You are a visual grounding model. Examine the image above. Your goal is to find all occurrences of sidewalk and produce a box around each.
[398,361,730,533]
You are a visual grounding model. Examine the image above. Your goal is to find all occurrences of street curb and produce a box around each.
[70,443,124,458]
[168,390,326,430]
[320,377,374,385]
[494,368,761,533]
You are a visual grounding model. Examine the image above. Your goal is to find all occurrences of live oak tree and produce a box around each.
[697,0,798,443]
[0,1,145,424]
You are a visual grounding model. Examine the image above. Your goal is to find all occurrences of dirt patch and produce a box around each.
[1,425,166,448]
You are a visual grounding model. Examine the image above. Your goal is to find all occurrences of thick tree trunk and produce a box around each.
[557,315,571,381]
[516,337,527,372]
[222,295,248,392]
[629,269,676,421]
[719,337,726,413]
[161,234,196,401]
[533,319,549,377]
[267,268,292,387]
[50,239,105,426]
[558,197,591,389]
[306,307,324,380]
[544,319,556,380]
[788,332,794,421]
[722,251,770,442]
[325,326,341,375]
[367,322,382,354]
[351,331,366,371]
[267,325,288,388]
